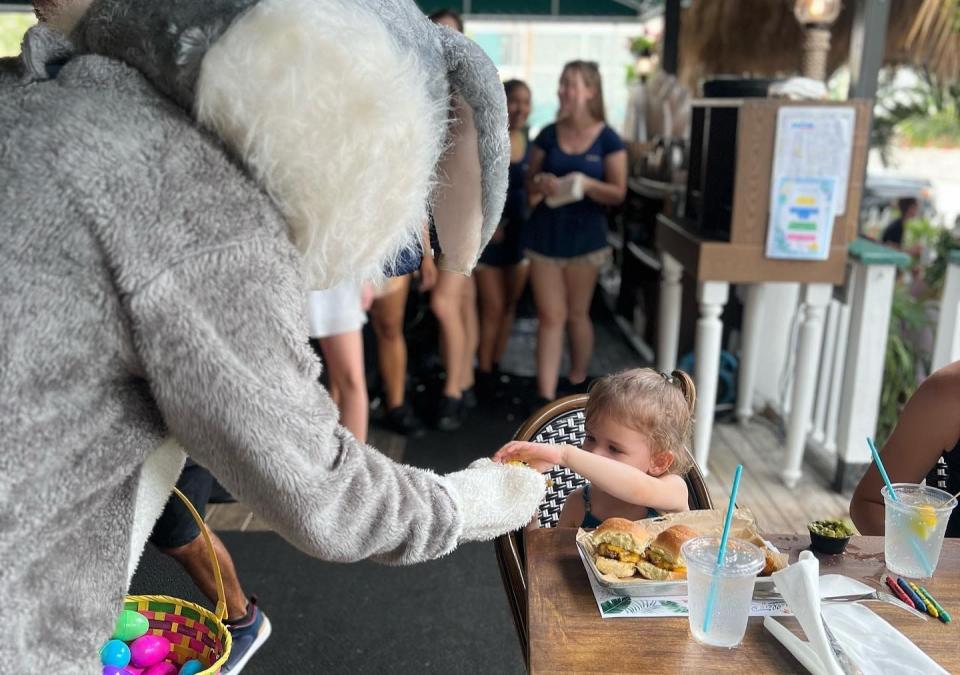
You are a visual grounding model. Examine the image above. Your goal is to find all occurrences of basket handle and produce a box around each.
[171,487,228,622]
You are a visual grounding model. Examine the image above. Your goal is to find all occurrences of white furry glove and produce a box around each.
[444,458,546,542]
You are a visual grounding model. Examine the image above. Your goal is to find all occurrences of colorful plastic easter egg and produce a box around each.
[179,659,204,675]
[112,609,150,641]
[100,639,131,668]
[125,668,145,675]
[143,663,178,675]
[129,634,171,668]
[103,666,126,675]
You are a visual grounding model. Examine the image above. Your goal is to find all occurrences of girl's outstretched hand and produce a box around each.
[493,441,567,473]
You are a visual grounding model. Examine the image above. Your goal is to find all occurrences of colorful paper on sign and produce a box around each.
[765,177,836,261]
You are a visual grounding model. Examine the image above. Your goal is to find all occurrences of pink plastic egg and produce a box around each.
[143,663,178,675]
[129,635,171,668]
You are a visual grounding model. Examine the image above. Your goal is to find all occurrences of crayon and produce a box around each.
[917,584,951,624]
[905,579,939,619]
[898,577,931,616]
[884,575,916,609]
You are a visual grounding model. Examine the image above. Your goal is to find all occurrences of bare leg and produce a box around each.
[163,531,249,621]
[431,269,467,399]
[530,259,567,399]
[461,275,478,392]
[318,330,369,442]
[564,262,599,385]
[369,276,410,410]
[494,262,529,365]
[475,266,506,373]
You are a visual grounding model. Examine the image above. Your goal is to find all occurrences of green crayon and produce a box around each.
[917,584,951,624]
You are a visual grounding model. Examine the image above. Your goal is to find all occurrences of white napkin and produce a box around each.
[765,551,844,675]
[545,173,585,208]
[765,555,949,675]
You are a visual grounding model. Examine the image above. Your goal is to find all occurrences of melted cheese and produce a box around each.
[597,543,643,563]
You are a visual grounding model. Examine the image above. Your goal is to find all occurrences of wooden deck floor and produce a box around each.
[207,416,851,536]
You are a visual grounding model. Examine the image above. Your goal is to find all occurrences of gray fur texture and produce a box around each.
[0,12,537,673]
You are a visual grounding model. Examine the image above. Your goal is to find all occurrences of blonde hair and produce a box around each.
[585,368,696,474]
[561,60,606,123]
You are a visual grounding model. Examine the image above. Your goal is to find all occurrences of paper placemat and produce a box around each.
[578,547,792,619]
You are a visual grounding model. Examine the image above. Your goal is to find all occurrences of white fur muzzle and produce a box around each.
[195,0,444,289]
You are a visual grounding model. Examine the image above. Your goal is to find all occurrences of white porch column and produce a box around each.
[736,284,766,423]
[782,283,833,488]
[835,240,907,490]
[811,298,840,444]
[693,281,730,475]
[824,301,852,454]
[657,252,684,373]
[932,251,960,371]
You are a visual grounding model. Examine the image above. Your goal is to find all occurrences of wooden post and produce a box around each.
[693,281,729,475]
[783,283,832,488]
[932,250,960,371]
[835,239,908,491]
[736,284,766,423]
[657,252,683,373]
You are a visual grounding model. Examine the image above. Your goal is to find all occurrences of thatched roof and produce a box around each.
[678,0,957,89]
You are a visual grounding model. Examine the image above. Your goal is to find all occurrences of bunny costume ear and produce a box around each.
[431,27,509,275]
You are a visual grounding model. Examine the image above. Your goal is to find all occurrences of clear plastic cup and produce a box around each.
[683,536,765,648]
[882,483,957,579]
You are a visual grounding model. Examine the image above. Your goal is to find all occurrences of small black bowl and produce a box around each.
[808,527,851,554]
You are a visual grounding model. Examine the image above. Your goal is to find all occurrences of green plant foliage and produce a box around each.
[0,12,36,58]
[877,286,931,445]
[924,229,960,297]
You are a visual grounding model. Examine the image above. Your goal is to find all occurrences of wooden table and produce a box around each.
[526,528,960,673]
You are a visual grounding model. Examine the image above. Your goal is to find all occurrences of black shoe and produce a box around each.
[383,403,424,436]
[558,376,593,397]
[461,386,478,410]
[436,395,463,431]
[528,395,553,417]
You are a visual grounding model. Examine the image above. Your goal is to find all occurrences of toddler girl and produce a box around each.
[493,368,695,527]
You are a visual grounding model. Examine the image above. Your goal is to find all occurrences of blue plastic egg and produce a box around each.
[100,639,131,668]
[179,659,204,675]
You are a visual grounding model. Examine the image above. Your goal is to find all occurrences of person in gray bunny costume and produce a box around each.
[0,0,546,671]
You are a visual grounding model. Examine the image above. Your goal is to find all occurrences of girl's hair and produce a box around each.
[504,79,530,98]
[428,8,464,33]
[561,60,606,123]
[585,368,696,474]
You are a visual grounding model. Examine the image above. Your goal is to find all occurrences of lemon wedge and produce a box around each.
[911,504,938,539]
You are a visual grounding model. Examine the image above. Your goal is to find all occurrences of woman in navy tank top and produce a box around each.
[524,61,627,403]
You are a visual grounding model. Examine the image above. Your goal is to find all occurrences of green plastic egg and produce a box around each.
[112,609,149,641]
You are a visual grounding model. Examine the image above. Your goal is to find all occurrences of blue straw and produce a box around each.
[702,464,743,634]
[867,437,933,577]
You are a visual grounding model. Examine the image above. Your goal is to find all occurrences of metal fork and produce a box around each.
[754,588,930,621]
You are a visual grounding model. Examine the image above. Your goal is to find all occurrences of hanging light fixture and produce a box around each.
[792,0,843,81]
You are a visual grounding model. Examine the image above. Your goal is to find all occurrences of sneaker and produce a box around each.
[223,597,272,674]
[383,403,424,436]
[436,395,463,431]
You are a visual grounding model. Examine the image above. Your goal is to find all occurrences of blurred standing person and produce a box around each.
[428,7,463,32]
[369,238,436,435]
[428,7,478,430]
[307,282,372,442]
[525,61,627,403]
[475,79,532,402]
[881,197,920,249]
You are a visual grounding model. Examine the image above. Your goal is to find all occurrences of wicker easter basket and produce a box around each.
[123,488,232,674]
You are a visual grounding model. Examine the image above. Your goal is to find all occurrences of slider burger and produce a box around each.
[634,525,698,581]
[592,517,653,578]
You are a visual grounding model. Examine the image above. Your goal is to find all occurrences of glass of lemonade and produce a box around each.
[683,536,765,648]
[882,483,957,579]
